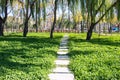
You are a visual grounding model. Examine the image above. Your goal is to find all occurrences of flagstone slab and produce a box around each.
[59,45,68,48]
[61,38,68,41]
[48,73,74,80]
[59,46,69,49]
[60,43,68,46]
[57,55,69,60]
[57,51,68,55]
[61,39,68,41]
[55,59,69,66]
[60,42,66,43]
[61,40,68,42]
[52,67,71,73]
[59,48,68,51]
[58,49,68,52]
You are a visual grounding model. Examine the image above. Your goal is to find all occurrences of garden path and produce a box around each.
[48,34,74,80]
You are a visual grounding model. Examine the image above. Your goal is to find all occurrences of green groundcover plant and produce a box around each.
[68,33,120,80]
[0,33,63,80]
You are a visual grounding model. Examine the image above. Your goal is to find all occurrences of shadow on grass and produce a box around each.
[0,48,57,77]
[0,37,60,45]
[89,38,120,47]
[68,36,120,57]
[70,37,120,47]
[0,35,61,77]
[68,50,96,57]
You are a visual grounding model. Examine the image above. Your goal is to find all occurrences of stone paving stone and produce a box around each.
[57,55,69,60]
[59,45,67,47]
[58,49,68,52]
[59,46,68,49]
[55,59,69,66]
[60,43,67,45]
[57,51,68,55]
[61,41,68,43]
[61,40,68,42]
[59,48,68,51]
[49,73,74,80]
[52,67,71,73]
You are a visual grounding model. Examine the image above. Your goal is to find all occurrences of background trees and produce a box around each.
[0,0,13,36]
[0,0,120,40]
[78,0,119,40]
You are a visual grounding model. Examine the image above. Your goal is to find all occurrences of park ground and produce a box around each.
[0,32,120,80]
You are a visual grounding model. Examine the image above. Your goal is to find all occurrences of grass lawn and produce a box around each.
[0,32,63,80]
[68,33,120,80]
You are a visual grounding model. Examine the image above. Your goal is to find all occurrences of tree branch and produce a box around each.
[95,0,105,16]
[3,0,8,23]
[95,0,118,25]
[28,0,36,20]
[0,17,3,21]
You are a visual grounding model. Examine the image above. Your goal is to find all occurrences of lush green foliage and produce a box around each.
[68,33,120,80]
[0,33,63,80]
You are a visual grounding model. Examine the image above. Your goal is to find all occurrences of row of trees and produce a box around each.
[0,0,120,40]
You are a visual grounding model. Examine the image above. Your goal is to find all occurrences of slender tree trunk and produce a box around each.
[109,23,112,34]
[73,22,77,30]
[35,1,38,32]
[22,0,35,36]
[36,16,38,32]
[94,25,96,32]
[50,0,58,38]
[98,23,101,36]
[58,20,62,29]
[0,21,4,36]
[0,0,8,36]
[35,24,38,32]
[118,24,120,33]
[86,23,95,40]
[81,21,84,33]
[23,21,28,37]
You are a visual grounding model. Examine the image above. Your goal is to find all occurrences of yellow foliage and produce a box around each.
[111,16,118,24]
[73,11,82,23]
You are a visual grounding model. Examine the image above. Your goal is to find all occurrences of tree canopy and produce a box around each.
[0,0,120,39]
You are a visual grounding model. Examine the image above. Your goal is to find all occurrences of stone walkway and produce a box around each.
[48,35,74,80]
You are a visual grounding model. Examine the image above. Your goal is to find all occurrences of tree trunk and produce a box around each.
[86,23,95,40]
[59,22,62,29]
[85,0,118,40]
[50,23,55,38]
[98,23,101,36]
[0,0,8,36]
[35,8,38,32]
[50,0,58,38]
[94,25,96,32]
[81,21,84,33]
[35,24,38,32]
[118,24,120,33]
[109,23,112,34]
[0,21,4,36]
[23,21,28,37]
[73,22,77,30]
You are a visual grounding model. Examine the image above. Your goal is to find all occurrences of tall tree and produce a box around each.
[116,0,120,32]
[50,0,58,38]
[0,0,13,36]
[18,0,36,37]
[79,0,119,40]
